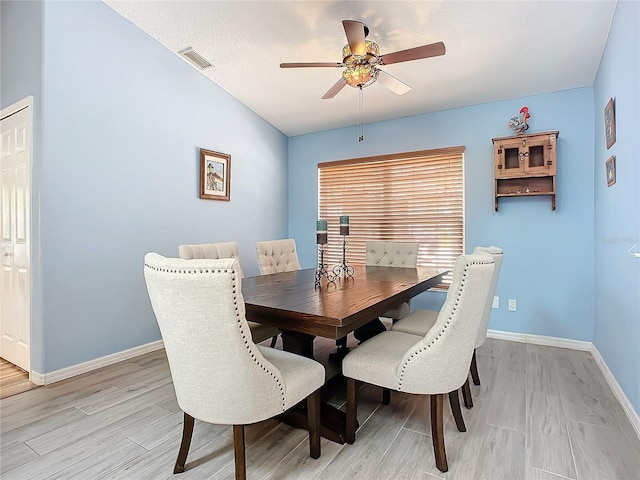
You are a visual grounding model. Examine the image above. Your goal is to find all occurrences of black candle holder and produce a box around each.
[332,236,355,279]
[315,245,337,289]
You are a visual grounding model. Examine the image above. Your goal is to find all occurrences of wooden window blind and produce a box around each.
[318,147,464,287]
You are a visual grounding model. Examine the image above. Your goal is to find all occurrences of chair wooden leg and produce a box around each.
[382,388,391,405]
[307,389,321,459]
[448,389,466,432]
[461,377,474,409]
[345,378,357,444]
[470,349,481,385]
[269,334,278,348]
[173,412,195,474]
[233,425,246,480]
[430,394,448,473]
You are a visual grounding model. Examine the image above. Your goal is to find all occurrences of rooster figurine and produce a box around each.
[508,106,530,135]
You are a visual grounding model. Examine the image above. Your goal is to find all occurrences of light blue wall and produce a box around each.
[1,0,45,373]
[2,0,289,373]
[289,88,595,342]
[593,0,640,413]
[1,1,42,107]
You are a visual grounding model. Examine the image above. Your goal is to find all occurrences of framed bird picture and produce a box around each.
[604,97,616,149]
[200,148,231,201]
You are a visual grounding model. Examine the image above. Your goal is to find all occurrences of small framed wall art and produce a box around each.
[604,97,616,149]
[606,155,616,187]
[200,148,231,201]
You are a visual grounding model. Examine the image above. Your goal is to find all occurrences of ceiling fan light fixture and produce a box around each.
[280,19,444,101]
[279,19,445,140]
[341,39,381,88]
[343,64,379,88]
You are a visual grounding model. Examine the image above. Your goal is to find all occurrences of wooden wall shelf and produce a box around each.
[492,131,559,211]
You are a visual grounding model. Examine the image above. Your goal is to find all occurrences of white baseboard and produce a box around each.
[30,340,164,385]
[590,344,640,440]
[486,329,592,351]
[487,329,639,440]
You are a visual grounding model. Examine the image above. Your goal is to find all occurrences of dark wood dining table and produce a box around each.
[242,264,448,443]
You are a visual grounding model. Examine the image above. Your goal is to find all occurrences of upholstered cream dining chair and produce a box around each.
[143,254,324,479]
[366,241,420,321]
[178,241,280,347]
[391,246,504,394]
[350,241,420,344]
[342,252,495,472]
[255,239,301,274]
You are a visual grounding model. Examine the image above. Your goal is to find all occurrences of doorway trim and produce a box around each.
[1,95,33,380]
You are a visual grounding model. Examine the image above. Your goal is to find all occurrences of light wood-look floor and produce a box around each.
[1,337,638,479]
[0,358,39,400]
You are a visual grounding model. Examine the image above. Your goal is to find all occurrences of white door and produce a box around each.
[0,100,31,373]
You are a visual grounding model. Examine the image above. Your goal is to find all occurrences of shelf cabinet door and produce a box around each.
[495,141,524,177]
[524,133,556,176]
[494,139,525,177]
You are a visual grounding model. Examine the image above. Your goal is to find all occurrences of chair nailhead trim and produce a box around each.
[231,273,286,410]
[144,264,235,275]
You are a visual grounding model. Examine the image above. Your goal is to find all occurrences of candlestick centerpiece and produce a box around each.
[333,215,355,279]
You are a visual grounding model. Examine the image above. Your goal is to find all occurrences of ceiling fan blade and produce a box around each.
[280,62,342,68]
[321,77,348,99]
[376,69,411,95]
[380,41,446,65]
[342,20,366,56]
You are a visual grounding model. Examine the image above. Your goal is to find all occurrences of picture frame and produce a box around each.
[606,155,616,187]
[604,97,616,149]
[200,148,231,201]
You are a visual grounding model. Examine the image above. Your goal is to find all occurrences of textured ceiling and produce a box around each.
[103,1,616,137]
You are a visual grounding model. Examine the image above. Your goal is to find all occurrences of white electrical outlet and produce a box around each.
[508,298,517,311]
[492,296,499,309]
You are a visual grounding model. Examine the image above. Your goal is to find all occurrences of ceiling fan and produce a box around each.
[280,20,446,99]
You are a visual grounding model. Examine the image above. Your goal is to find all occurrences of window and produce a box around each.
[318,147,464,287]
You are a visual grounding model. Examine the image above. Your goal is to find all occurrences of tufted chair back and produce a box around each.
[397,252,494,394]
[177,241,280,346]
[255,239,301,274]
[472,246,503,348]
[365,241,419,321]
[145,254,294,424]
[178,241,244,277]
[365,241,419,268]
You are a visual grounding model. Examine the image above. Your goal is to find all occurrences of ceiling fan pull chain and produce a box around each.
[359,86,364,142]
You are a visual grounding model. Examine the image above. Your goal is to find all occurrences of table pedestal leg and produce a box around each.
[281,330,315,358]
[278,331,357,444]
